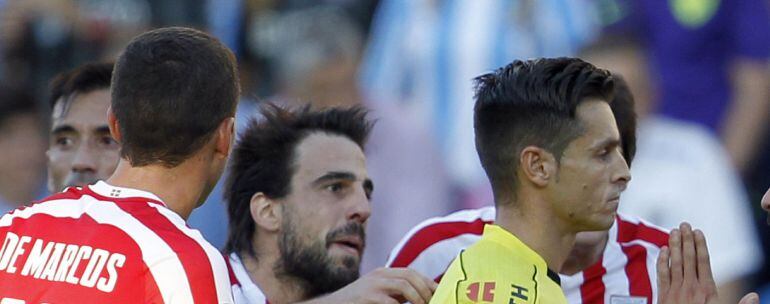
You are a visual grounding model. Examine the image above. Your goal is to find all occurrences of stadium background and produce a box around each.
[0,0,768,300]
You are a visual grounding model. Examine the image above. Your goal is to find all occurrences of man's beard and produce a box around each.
[275,214,365,297]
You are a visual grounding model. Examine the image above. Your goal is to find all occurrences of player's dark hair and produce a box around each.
[225,104,372,258]
[473,57,614,204]
[111,27,240,167]
[49,62,114,115]
[610,75,637,167]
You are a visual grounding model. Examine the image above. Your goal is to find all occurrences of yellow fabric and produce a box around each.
[429,225,567,304]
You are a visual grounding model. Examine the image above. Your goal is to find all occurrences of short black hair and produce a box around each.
[610,75,637,167]
[111,27,240,167]
[225,104,373,257]
[473,57,615,203]
[49,62,114,114]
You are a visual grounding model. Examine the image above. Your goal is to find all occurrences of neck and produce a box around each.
[559,231,608,275]
[495,199,576,271]
[106,158,210,219]
[240,241,309,304]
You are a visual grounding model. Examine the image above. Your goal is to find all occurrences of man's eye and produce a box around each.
[326,183,343,192]
[55,137,73,148]
[99,136,118,148]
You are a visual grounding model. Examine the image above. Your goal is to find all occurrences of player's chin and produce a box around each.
[328,252,361,272]
[580,214,615,231]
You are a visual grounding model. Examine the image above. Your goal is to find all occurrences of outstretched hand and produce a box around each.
[656,222,759,304]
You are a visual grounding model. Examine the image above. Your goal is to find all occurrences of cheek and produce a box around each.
[46,152,71,173]
[98,151,121,173]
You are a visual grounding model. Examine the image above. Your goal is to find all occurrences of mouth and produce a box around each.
[606,195,621,210]
[65,181,89,188]
[330,236,363,256]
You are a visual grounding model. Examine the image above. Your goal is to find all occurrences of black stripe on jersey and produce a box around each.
[531,265,538,303]
[455,249,468,304]
[547,268,561,286]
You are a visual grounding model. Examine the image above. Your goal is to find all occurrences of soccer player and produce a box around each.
[0,27,238,303]
[224,105,436,304]
[391,75,672,303]
[46,62,119,193]
[428,58,631,303]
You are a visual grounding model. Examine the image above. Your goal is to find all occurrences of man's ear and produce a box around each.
[250,192,282,232]
[107,107,122,143]
[519,146,558,187]
[214,117,235,159]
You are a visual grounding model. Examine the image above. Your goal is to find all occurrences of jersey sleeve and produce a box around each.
[430,250,542,304]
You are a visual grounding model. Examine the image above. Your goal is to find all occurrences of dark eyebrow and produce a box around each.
[94,126,112,134]
[51,125,76,135]
[312,171,357,186]
[591,137,621,151]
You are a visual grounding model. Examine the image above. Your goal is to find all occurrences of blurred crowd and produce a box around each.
[0,0,768,301]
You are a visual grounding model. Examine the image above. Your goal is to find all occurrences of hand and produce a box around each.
[303,267,437,304]
[739,293,760,304]
[656,223,760,304]
[657,222,718,304]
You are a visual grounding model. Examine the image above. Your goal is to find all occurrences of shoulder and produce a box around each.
[614,213,670,248]
[227,253,269,304]
[388,207,495,267]
[437,247,546,304]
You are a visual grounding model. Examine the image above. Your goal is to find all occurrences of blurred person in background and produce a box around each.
[260,6,452,272]
[227,0,379,96]
[0,0,151,102]
[360,0,602,209]
[225,105,437,304]
[0,85,47,214]
[599,0,770,175]
[46,62,118,193]
[581,34,762,303]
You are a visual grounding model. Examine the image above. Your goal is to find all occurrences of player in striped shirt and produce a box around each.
[224,105,436,304]
[0,27,239,303]
[391,74,672,303]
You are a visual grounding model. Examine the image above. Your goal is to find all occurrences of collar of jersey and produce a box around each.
[482,224,548,268]
[86,180,166,206]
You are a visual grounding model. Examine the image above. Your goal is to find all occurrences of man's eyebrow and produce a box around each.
[94,126,112,134]
[51,125,76,135]
[312,171,357,185]
[590,137,621,150]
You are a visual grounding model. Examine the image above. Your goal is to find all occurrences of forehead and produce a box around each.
[51,89,111,128]
[292,132,367,179]
[572,99,619,146]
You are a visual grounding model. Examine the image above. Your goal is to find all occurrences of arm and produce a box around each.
[299,268,437,304]
[721,59,770,172]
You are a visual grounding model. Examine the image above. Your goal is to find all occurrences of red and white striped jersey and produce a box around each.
[387,207,670,304]
[226,252,270,304]
[0,181,234,303]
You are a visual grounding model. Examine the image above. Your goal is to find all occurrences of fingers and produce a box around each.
[387,268,435,303]
[375,268,434,304]
[668,228,683,287]
[738,293,760,304]
[656,245,670,295]
[693,229,714,287]
[680,223,697,285]
[382,278,425,304]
